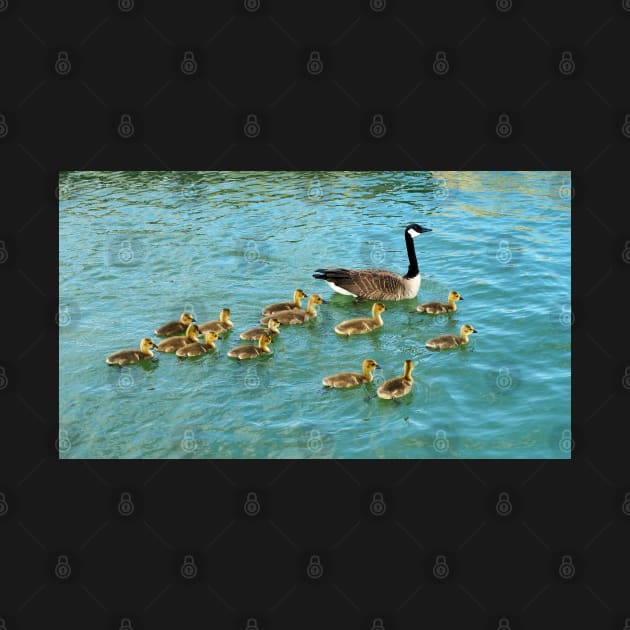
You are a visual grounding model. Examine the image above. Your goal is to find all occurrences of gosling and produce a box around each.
[416,291,463,314]
[334,302,386,336]
[106,338,158,366]
[425,324,477,350]
[198,308,233,334]
[156,324,201,353]
[261,289,308,316]
[154,312,196,337]
[377,360,414,400]
[239,318,281,341]
[260,294,326,325]
[176,332,220,357]
[322,359,381,389]
[227,333,273,360]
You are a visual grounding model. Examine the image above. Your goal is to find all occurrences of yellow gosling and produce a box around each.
[322,359,381,389]
[227,333,273,360]
[156,324,201,353]
[334,302,386,336]
[198,308,233,334]
[416,291,463,314]
[261,289,308,316]
[106,338,158,366]
[259,294,326,325]
[154,312,196,337]
[176,332,220,357]
[239,318,281,341]
[377,360,414,400]
[425,324,477,350]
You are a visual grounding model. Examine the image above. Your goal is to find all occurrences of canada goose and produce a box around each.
[176,332,220,357]
[227,333,273,360]
[261,289,308,316]
[377,359,414,399]
[198,308,233,334]
[156,324,201,353]
[260,294,326,325]
[425,324,477,350]
[322,359,381,388]
[154,312,196,337]
[313,224,432,300]
[334,302,386,336]
[416,291,463,314]
[239,318,281,341]
[106,338,158,366]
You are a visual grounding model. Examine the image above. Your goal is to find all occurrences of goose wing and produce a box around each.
[313,268,405,300]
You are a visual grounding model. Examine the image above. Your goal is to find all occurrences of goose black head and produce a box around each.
[406,224,432,238]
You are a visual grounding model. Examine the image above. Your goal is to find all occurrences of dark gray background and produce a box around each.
[1,0,629,628]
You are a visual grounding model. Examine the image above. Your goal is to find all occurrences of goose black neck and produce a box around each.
[404,230,419,278]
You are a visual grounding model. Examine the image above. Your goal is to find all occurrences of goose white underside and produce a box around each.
[325,281,357,297]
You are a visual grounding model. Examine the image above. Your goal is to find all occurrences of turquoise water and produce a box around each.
[59,171,571,459]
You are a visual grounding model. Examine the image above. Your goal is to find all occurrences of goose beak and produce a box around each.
[420,227,432,233]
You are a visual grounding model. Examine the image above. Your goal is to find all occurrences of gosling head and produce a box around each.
[180,312,196,324]
[308,294,326,306]
[363,358,381,372]
[406,223,432,238]
[141,337,158,351]
[220,308,231,321]
[373,302,387,314]
[461,324,477,336]
[294,289,308,299]
[448,291,463,302]
[204,331,219,344]
[268,318,281,332]
[186,323,201,338]
[259,333,272,349]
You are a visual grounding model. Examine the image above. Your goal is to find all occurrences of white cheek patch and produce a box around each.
[407,228,421,238]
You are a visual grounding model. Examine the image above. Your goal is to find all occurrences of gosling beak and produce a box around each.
[472,328,478,333]
[191,317,196,322]
[304,293,309,297]
[375,364,382,369]
[459,297,464,301]
[321,298,328,304]
[151,343,158,349]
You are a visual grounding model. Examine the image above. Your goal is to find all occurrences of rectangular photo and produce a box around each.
[59,171,571,459]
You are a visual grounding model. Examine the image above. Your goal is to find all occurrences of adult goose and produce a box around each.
[313,224,432,300]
